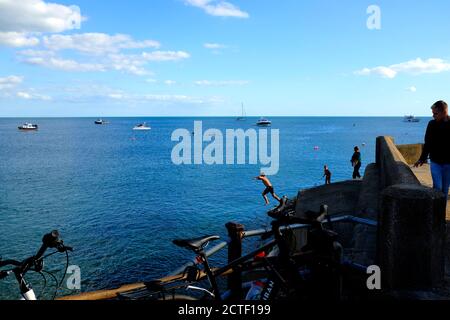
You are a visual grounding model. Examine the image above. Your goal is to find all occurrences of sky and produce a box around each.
[1,0,450,117]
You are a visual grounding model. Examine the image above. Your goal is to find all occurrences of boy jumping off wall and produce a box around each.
[254,173,281,205]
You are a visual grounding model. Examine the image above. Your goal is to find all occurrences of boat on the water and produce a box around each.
[404,115,420,123]
[133,122,151,131]
[95,119,109,125]
[236,103,246,121]
[18,123,38,131]
[256,118,271,127]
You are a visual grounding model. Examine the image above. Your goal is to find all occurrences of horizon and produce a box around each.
[1,1,449,117]
[0,115,434,119]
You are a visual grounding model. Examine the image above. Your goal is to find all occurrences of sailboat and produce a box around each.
[236,103,246,121]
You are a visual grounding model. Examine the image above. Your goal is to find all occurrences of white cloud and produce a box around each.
[97,91,208,104]
[19,49,190,75]
[23,56,106,72]
[195,80,250,86]
[0,75,23,90]
[355,67,397,79]
[0,75,51,100]
[0,0,83,48]
[0,32,39,47]
[204,43,227,49]
[108,53,150,76]
[18,49,55,57]
[355,58,450,79]
[141,94,205,103]
[0,0,82,33]
[185,0,249,18]
[17,91,51,100]
[108,93,125,99]
[407,86,417,92]
[142,51,190,61]
[43,33,160,55]
[164,80,177,85]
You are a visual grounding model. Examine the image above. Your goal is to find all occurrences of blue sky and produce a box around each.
[1,0,450,117]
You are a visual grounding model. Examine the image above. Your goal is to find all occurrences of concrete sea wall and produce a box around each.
[295,136,447,293]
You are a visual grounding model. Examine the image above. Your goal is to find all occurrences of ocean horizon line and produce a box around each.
[0,115,432,119]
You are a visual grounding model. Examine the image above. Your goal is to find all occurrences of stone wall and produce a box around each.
[376,136,447,290]
[292,136,447,293]
[376,136,421,189]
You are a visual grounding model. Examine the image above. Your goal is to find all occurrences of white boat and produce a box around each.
[18,123,38,131]
[95,119,109,125]
[133,122,151,130]
[236,103,246,121]
[256,118,271,127]
[404,115,420,123]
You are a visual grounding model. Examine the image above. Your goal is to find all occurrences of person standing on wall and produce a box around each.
[323,165,332,185]
[351,146,362,180]
[414,100,450,200]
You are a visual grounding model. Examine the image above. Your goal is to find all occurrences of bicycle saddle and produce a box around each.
[173,235,220,252]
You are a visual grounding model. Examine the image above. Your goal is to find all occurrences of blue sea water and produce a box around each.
[0,117,429,299]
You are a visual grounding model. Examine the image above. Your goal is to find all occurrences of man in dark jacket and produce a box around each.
[414,100,450,200]
[351,146,362,179]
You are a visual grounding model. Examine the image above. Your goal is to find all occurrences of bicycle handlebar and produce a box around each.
[0,259,22,268]
[35,230,61,260]
[0,230,72,275]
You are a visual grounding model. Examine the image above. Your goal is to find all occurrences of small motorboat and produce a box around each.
[404,115,420,123]
[256,118,271,127]
[18,123,38,131]
[133,122,151,131]
[95,119,109,125]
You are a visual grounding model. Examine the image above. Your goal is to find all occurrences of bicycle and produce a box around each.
[0,230,73,300]
[118,202,344,301]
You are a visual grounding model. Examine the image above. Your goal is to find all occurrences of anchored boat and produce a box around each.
[404,115,420,123]
[133,122,151,131]
[236,103,246,121]
[256,118,272,127]
[18,123,38,131]
[95,119,109,125]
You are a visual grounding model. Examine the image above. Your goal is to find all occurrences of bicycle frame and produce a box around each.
[144,233,306,301]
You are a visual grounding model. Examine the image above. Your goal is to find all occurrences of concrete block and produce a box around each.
[379,184,446,290]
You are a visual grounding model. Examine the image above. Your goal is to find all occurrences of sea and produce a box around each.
[0,117,429,299]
